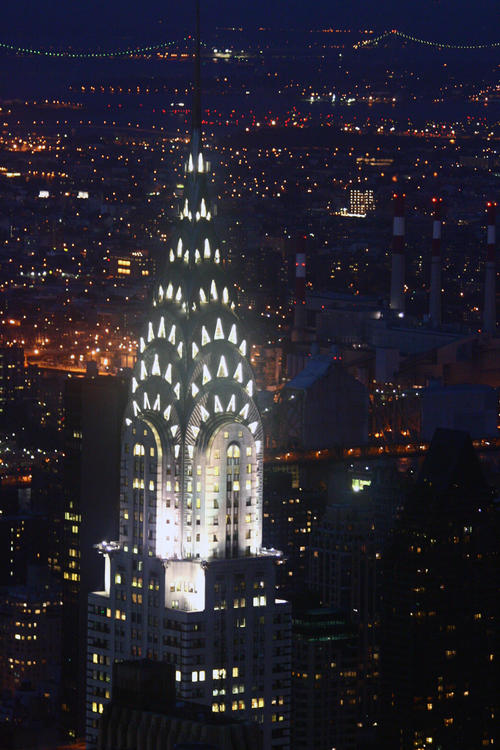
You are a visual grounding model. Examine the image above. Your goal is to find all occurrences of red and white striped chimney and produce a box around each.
[292,235,307,342]
[483,201,497,335]
[389,193,405,313]
[429,197,443,326]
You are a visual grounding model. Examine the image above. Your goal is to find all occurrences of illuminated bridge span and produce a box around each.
[1,28,499,59]
[356,29,500,50]
[265,437,500,465]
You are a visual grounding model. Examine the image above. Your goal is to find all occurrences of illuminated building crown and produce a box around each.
[120,3,263,561]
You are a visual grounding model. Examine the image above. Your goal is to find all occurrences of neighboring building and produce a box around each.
[380,429,499,749]
[0,567,62,710]
[291,607,358,750]
[86,42,291,750]
[262,471,326,597]
[96,660,262,750]
[308,465,403,738]
[273,354,369,450]
[61,373,127,740]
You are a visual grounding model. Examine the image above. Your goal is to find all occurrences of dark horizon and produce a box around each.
[1,0,499,48]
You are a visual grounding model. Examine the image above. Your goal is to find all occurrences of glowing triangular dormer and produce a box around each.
[153,394,161,411]
[199,288,207,303]
[175,286,182,302]
[177,341,183,358]
[163,405,171,421]
[191,425,200,439]
[239,403,249,419]
[133,400,140,416]
[198,152,204,172]
[170,425,178,438]
[165,364,172,383]
[229,324,237,345]
[158,317,166,338]
[204,238,210,259]
[174,445,180,458]
[214,395,223,413]
[200,405,209,422]
[214,318,224,340]
[173,382,181,399]
[177,237,183,257]
[169,249,175,262]
[125,417,132,426]
[239,340,247,356]
[202,365,211,385]
[188,153,194,172]
[147,322,154,343]
[248,421,258,434]
[132,377,138,393]
[246,380,254,397]
[222,287,229,304]
[152,354,161,376]
[217,356,228,378]
[214,248,220,263]
[210,280,217,300]
[143,392,151,410]
[166,283,173,299]
[192,383,199,398]
[201,326,210,346]
[140,361,147,380]
[192,342,199,359]
[195,249,201,264]
[200,198,207,218]
[187,445,194,458]
[234,362,243,383]
[227,394,236,412]
[140,337,146,353]
[168,325,176,345]
[158,285,164,302]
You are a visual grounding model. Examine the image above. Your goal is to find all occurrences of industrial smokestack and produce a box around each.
[429,197,443,326]
[389,193,405,313]
[291,235,307,342]
[483,202,497,335]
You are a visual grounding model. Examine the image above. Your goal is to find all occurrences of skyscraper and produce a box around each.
[85,7,291,748]
[380,429,499,749]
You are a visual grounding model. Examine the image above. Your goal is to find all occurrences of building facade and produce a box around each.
[86,44,291,749]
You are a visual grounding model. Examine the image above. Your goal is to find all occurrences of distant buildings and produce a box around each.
[273,353,369,450]
[349,188,375,217]
[0,346,25,421]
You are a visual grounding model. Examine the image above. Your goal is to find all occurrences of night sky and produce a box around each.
[2,0,499,47]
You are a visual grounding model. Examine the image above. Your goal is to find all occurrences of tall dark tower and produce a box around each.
[380,429,499,749]
[86,6,291,748]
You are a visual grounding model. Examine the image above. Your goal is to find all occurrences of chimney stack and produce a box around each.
[483,202,497,335]
[291,235,307,342]
[389,193,405,313]
[429,197,443,326]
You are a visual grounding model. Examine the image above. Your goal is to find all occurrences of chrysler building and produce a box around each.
[86,5,291,748]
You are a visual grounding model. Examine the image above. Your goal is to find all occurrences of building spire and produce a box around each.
[191,0,202,156]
